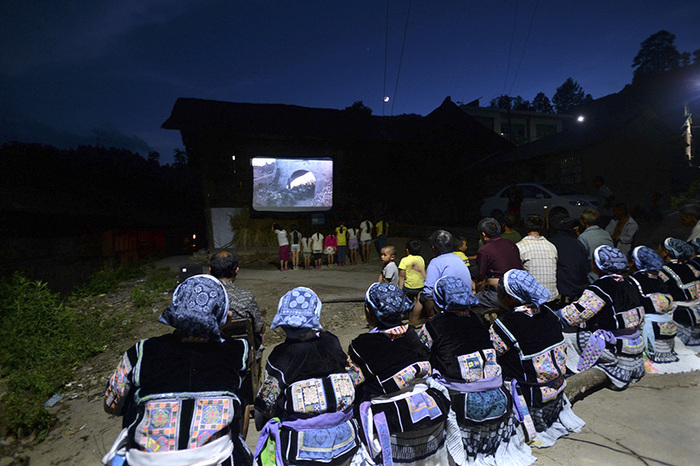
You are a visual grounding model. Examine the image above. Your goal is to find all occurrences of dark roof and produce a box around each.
[162,96,515,151]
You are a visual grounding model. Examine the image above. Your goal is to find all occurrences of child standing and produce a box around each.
[347,224,359,265]
[324,231,337,267]
[359,218,373,264]
[300,231,312,270]
[289,224,302,270]
[310,229,324,269]
[378,245,399,286]
[335,221,348,266]
[398,240,425,322]
[272,223,289,271]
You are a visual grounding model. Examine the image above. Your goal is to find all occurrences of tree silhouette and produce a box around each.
[531,92,554,113]
[552,78,585,114]
[632,30,681,83]
[344,101,372,116]
[173,148,188,165]
[489,95,530,111]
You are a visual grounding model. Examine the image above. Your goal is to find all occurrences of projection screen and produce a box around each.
[251,157,333,212]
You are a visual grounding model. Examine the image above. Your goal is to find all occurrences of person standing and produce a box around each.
[375,216,389,257]
[289,224,302,270]
[347,224,360,265]
[359,218,374,264]
[335,221,348,266]
[310,228,324,269]
[517,215,559,303]
[593,175,616,225]
[272,223,289,271]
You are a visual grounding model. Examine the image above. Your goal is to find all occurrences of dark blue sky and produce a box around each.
[1,1,698,163]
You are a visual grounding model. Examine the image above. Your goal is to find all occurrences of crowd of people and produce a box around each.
[101,200,700,465]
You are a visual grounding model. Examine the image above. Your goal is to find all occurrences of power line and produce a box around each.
[501,0,519,95]
[508,0,539,95]
[382,0,390,116]
[391,0,412,115]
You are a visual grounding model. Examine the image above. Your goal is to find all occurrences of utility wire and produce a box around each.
[508,0,539,95]
[382,0,390,116]
[390,0,412,115]
[501,0,519,95]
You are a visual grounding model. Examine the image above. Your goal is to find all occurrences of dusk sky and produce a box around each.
[1,1,698,163]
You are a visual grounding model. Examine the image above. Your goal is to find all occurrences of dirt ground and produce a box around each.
[7,246,700,465]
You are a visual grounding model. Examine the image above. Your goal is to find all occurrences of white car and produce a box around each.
[479,183,599,220]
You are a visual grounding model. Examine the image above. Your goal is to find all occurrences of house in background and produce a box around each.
[162,96,514,246]
[460,100,572,145]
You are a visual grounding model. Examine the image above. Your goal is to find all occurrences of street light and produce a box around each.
[577,115,585,122]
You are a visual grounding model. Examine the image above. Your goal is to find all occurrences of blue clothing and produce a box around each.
[423,253,472,301]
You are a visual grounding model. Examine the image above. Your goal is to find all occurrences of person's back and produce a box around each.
[549,231,589,302]
[103,275,251,464]
[517,215,559,301]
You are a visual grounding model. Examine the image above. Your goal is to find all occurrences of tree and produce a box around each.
[488,95,529,111]
[632,30,681,83]
[344,101,372,116]
[531,92,554,113]
[552,78,585,114]
[173,148,188,165]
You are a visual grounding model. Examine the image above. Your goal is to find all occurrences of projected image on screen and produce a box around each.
[252,157,333,212]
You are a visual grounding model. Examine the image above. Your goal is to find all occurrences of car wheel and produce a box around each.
[549,207,568,218]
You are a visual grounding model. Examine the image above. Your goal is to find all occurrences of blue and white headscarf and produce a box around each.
[433,276,479,310]
[632,246,664,272]
[365,282,413,328]
[664,237,694,261]
[502,269,551,307]
[690,238,700,255]
[594,245,629,274]
[158,274,229,341]
[271,287,322,331]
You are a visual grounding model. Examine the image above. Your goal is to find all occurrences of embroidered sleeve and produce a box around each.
[649,293,676,314]
[489,323,511,356]
[104,352,133,415]
[345,355,365,386]
[416,325,432,349]
[560,288,606,326]
[254,366,283,417]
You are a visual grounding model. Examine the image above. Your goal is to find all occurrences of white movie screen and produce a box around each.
[251,157,333,212]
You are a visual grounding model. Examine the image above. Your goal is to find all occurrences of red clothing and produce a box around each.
[477,236,523,279]
[324,235,337,249]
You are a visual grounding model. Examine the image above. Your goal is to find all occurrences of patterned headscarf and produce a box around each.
[433,276,479,310]
[158,274,229,340]
[632,246,664,272]
[365,282,413,328]
[502,269,551,307]
[664,237,694,261]
[270,287,322,330]
[690,238,700,255]
[594,245,629,274]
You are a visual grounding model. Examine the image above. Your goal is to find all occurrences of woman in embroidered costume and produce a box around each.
[490,270,584,448]
[102,275,251,466]
[559,245,646,389]
[419,276,535,465]
[630,246,678,363]
[253,287,371,466]
[658,238,700,346]
[348,282,459,466]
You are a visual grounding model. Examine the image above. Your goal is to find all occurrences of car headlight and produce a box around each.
[569,200,589,207]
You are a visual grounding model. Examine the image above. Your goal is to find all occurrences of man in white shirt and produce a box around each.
[680,203,700,242]
[605,203,639,255]
[517,215,559,302]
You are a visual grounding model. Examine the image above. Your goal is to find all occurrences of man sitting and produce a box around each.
[517,214,559,303]
[475,217,523,308]
[605,203,638,255]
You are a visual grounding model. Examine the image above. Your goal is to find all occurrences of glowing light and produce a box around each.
[384,96,390,102]
[252,157,276,166]
[192,234,196,239]
[231,155,236,161]
[577,115,585,122]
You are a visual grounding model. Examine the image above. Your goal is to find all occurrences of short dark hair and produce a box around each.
[273,223,283,231]
[406,239,422,255]
[478,218,501,238]
[453,235,466,251]
[383,244,396,256]
[523,215,543,233]
[429,230,454,255]
[210,251,239,278]
[503,214,518,229]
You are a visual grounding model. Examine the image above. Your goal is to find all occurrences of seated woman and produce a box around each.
[348,282,457,465]
[419,276,535,465]
[103,275,251,465]
[658,238,700,346]
[490,270,585,448]
[560,245,646,389]
[253,287,371,466]
[630,246,678,363]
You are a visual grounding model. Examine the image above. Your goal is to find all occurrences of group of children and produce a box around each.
[272,219,385,271]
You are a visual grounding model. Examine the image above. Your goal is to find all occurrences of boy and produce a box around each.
[378,245,399,286]
[453,235,470,267]
[399,240,426,324]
